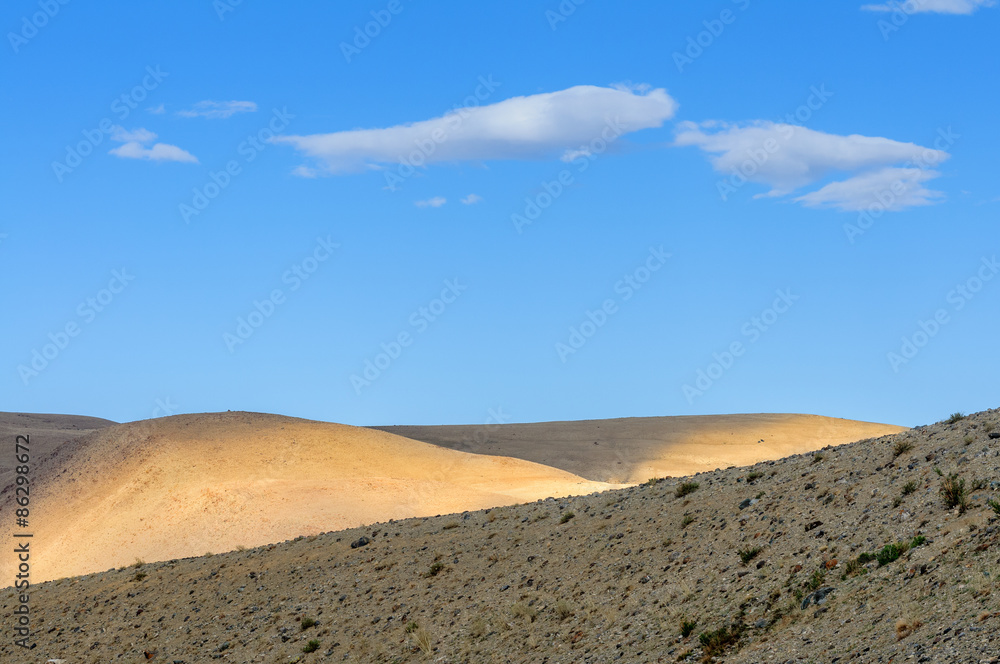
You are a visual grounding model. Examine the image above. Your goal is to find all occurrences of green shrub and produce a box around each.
[902,481,918,496]
[738,546,762,566]
[675,482,699,498]
[680,619,697,638]
[681,514,695,528]
[699,623,743,657]
[947,412,965,424]
[807,569,825,591]
[301,617,317,630]
[876,542,907,567]
[302,639,320,653]
[989,498,1000,516]
[560,512,575,524]
[746,471,764,482]
[941,474,969,513]
[405,621,419,634]
[893,440,914,457]
[425,562,445,578]
[812,453,824,464]
[910,535,926,548]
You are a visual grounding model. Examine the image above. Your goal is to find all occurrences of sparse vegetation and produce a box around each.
[964,435,975,445]
[424,562,445,578]
[554,599,573,620]
[895,618,922,640]
[902,480,918,495]
[680,619,697,638]
[972,477,988,491]
[681,514,695,528]
[812,453,824,464]
[806,569,826,591]
[893,440,914,457]
[746,471,764,482]
[413,627,433,655]
[511,602,538,622]
[947,412,965,424]
[132,571,147,582]
[941,474,969,513]
[560,512,575,524]
[988,498,1000,516]
[675,482,699,498]
[302,639,320,653]
[133,558,145,568]
[405,621,419,634]
[699,623,743,658]
[875,542,906,567]
[300,617,317,630]
[738,546,762,565]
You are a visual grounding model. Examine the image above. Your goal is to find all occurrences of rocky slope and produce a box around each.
[2,408,999,663]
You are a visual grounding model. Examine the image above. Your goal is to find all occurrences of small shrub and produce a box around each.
[675,482,699,498]
[806,569,825,591]
[424,562,445,578]
[941,474,969,513]
[680,619,697,638]
[699,624,743,658]
[964,435,975,445]
[845,559,866,576]
[405,621,419,634]
[933,466,943,477]
[132,571,147,582]
[554,600,573,620]
[133,558,145,568]
[947,412,965,424]
[560,512,575,524]
[972,477,988,491]
[681,514,695,528]
[988,498,1000,516]
[469,616,488,638]
[511,602,538,622]
[856,552,876,565]
[876,542,907,567]
[738,546,762,566]
[414,627,433,655]
[902,481,918,496]
[895,618,922,640]
[746,471,764,482]
[302,639,320,653]
[812,453,824,464]
[893,440,914,457]
[910,535,926,548]
[892,496,903,508]
[301,617,317,630]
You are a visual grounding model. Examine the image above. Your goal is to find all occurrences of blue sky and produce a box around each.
[2,1,997,428]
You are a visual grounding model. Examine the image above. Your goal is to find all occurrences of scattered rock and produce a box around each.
[350,536,370,549]
[801,586,835,610]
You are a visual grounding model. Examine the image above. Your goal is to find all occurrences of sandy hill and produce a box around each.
[0,412,622,583]
[0,412,115,491]
[2,408,998,663]
[373,413,906,483]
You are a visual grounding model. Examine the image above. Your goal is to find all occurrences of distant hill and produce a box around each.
[372,413,906,483]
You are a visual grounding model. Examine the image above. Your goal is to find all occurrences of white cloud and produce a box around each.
[861,0,994,14]
[675,120,949,210]
[178,100,258,119]
[415,197,447,208]
[147,103,166,115]
[794,167,945,211]
[461,194,483,205]
[107,126,198,163]
[272,84,678,175]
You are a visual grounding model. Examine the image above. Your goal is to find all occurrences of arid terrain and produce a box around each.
[374,414,906,483]
[2,408,998,661]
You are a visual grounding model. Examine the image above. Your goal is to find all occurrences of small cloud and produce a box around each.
[178,100,258,119]
[291,165,318,178]
[861,0,995,13]
[273,84,678,175]
[415,197,447,208]
[794,167,944,211]
[108,126,198,163]
[560,148,592,162]
[147,103,166,115]
[460,194,483,205]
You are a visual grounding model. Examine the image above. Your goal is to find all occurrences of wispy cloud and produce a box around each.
[107,126,198,163]
[675,120,949,210]
[147,103,166,115]
[178,100,258,119]
[861,0,995,14]
[415,197,447,208]
[794,167,944,211]
[272,84,678,176]
[461,194,483,205]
